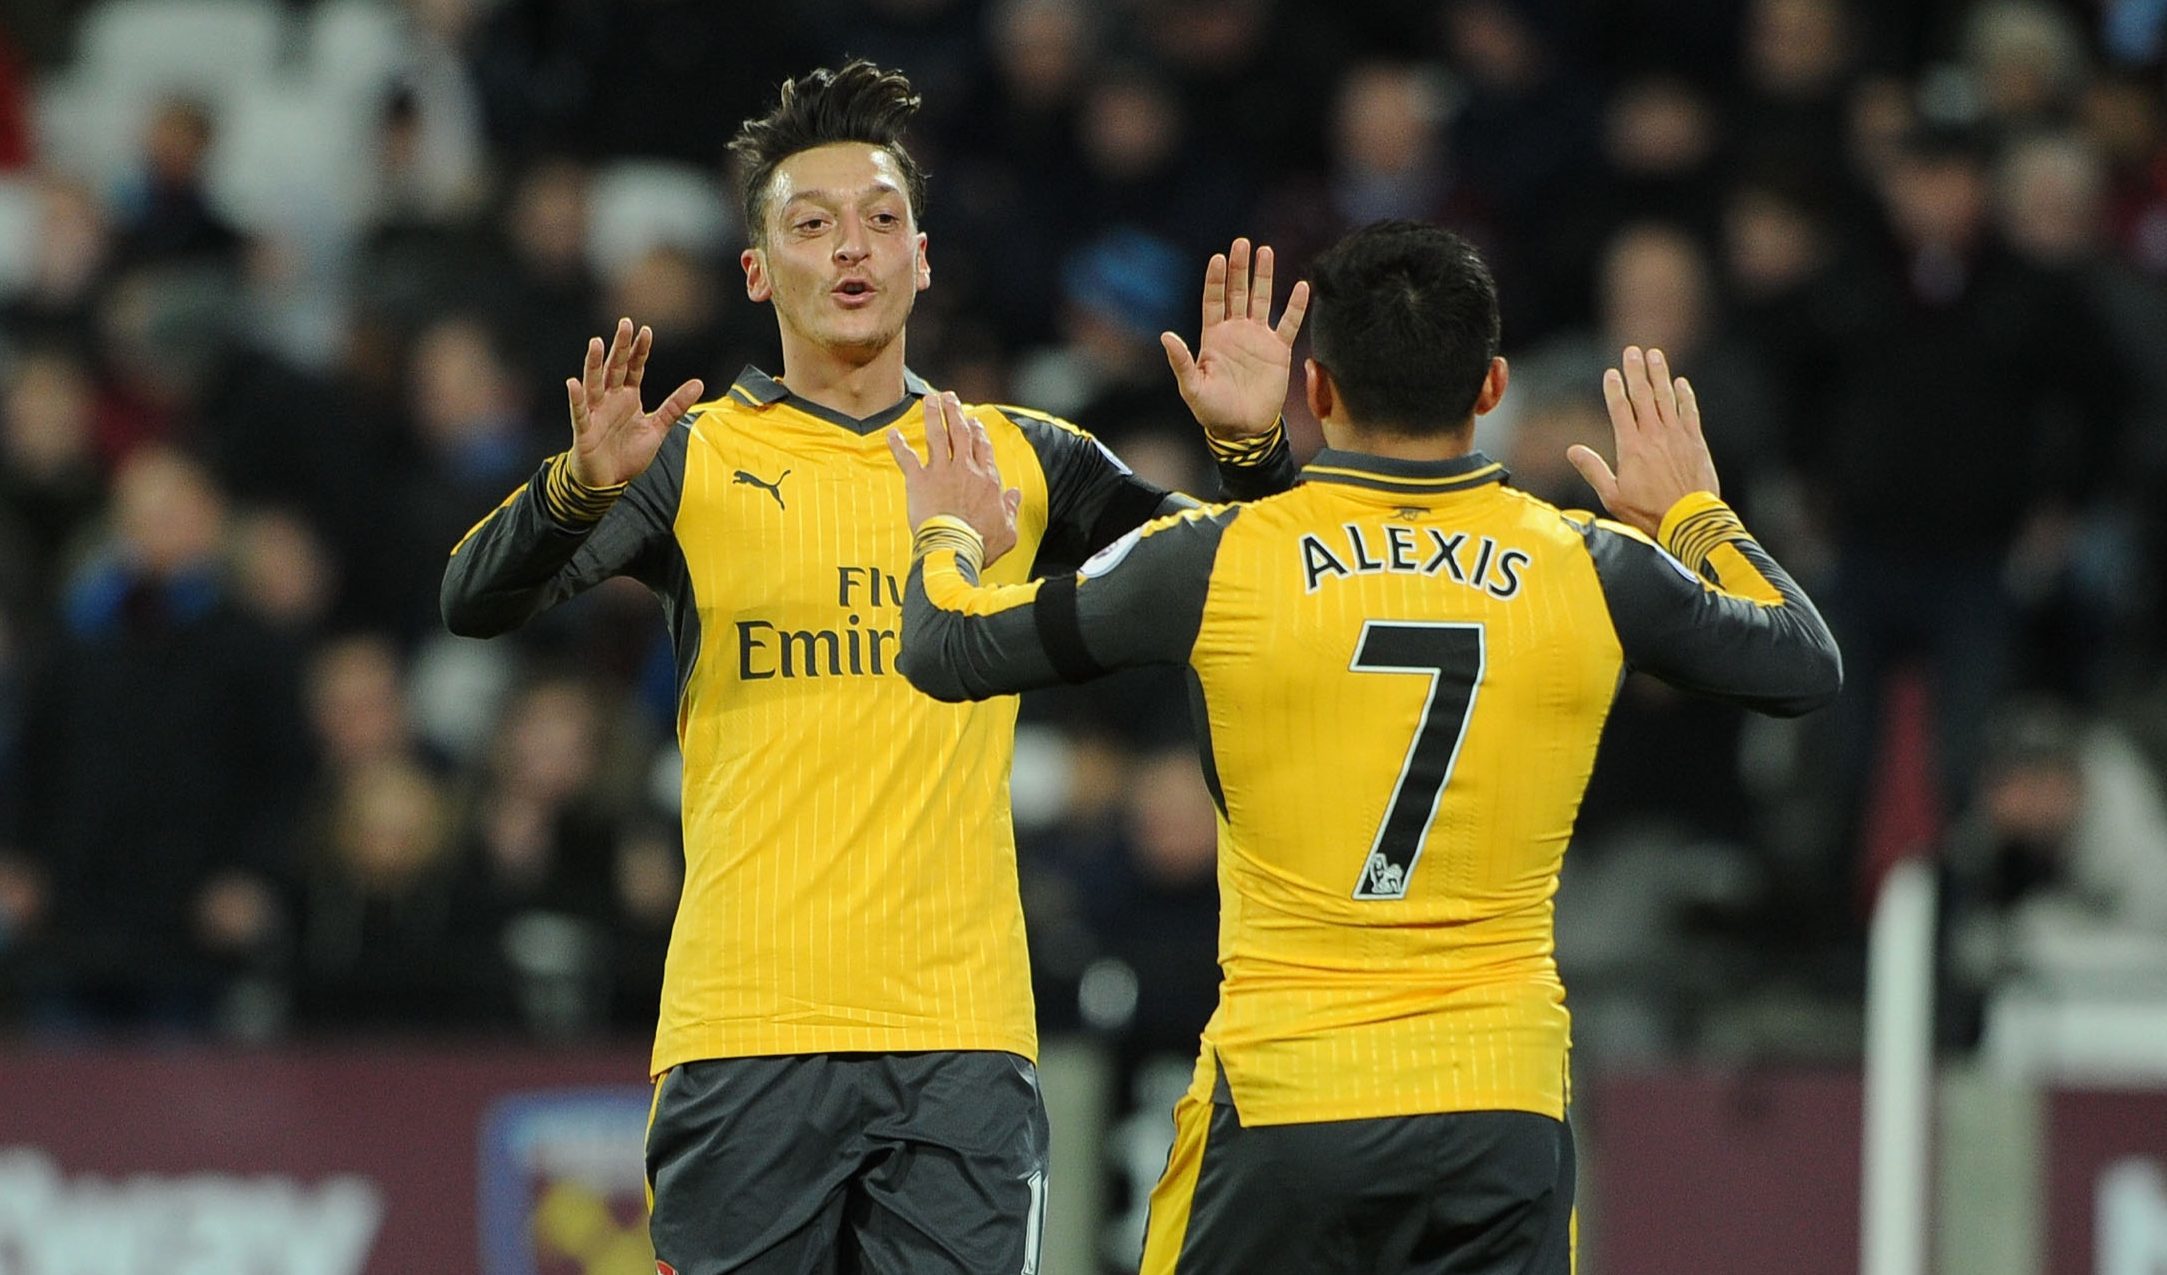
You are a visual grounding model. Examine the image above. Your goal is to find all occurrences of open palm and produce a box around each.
[567,317,706,488]
[1161,238,1310,441]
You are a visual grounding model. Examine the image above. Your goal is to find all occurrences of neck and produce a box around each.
[776,328,911,419]
[1324,418,1477,462]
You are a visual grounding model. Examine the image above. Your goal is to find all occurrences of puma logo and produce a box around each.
[733,468,791,510]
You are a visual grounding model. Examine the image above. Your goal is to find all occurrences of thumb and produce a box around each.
[885,427,923,477]
[1002,487,1023,521]
[1160,332,1199,390]
[1565,444,1621,510]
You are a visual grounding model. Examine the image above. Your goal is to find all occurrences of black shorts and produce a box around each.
[645,1051,1049,1275]
[1140,1069,1575,1274]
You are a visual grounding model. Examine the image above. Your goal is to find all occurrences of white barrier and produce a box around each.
[1863,856,1937,1275]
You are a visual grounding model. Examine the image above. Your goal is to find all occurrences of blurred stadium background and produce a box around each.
[0,0,2165,1271]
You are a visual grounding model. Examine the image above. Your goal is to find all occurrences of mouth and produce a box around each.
[831,279,877,308]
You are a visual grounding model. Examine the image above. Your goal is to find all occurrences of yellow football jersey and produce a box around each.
[901,448,1840,1124]
[444,367,1295,1075]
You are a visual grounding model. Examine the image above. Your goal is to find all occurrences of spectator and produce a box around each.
[387,314,543,634]
[1259,59,1506,307]
[606,820,681,1032]
[294,758,477,1031]
[305,634,427,779]
[0,345,105,615]
[112,97,242,271]
[16,447,306,1032]
[449,675,633,1036]
[483,157,601,388]
[1996,132,2167,690]
[1943,700,2167,1043]
[1070,64,1248,260]
[0,175,112,352]
[1737,0,1863,195]
[1442,0,1602,336]
[1964,2,2091,134]
[1010,228,1191,439]
[1816,121,2125,848]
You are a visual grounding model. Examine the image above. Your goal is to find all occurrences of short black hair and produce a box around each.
[1308,220,1500,435]
[729,60,928,247]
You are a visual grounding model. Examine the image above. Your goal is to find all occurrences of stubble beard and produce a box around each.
[786,289,915,365]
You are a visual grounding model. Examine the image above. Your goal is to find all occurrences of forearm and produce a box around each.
[441,454,624,637]
[1651,493,1842,714]
[898,517,1068,702]
[1591,493,1842,717]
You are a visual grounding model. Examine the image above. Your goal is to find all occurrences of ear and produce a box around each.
[1304,357,1333,424]
[915,232,931,292]
[742,247,771,303]
[1472,356,1509,416]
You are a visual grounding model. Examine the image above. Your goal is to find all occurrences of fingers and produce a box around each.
[1275,279,1311,345]
[652,377,704,427]
[921,396,949,463]
[930,391,970,465]
[966,409,995,474]
[1601,366,1637,443]
[581,336,606,404]
[566,378,587,432]
[884,427,923,477]
[1225,238,1251,324]
[1200,251,1227,331]
[1646,348,1678,423]
[603,317,635,391]
[626,325,653,390]
[1675,375,1703,439]
[1621,346,1664,433]
[1566,444,1621,510]
[1160,331,1199,390]
[942,392,966,464]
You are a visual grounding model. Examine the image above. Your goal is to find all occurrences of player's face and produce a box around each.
[743,143,929,360]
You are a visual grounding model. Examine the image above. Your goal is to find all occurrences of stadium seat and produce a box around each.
[76,0,286,103]
[37,0,288,190]
[305,0,407,103]
[204,81,371,238]
[585,160,736,281]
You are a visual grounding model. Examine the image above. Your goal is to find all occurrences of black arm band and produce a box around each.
[1033,574,1107,683]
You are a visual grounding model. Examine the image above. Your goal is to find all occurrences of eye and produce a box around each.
[794,216,829,233]
[870,212,901,228]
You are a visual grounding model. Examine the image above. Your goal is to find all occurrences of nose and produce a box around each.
[833,213,870,264]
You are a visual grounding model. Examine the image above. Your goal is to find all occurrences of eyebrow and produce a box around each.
[780,183,905,208]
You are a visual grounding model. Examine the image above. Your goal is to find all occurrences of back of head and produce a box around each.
[729,60,927,246]
[1309,220,1500,436]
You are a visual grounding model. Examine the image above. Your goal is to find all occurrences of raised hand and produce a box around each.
[566,317,706,488]
[1161,237,1311,441]
[886,392,1024,566]
[1567,346,1722,538]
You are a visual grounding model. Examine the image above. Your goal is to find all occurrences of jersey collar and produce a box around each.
[725,365,938,436]
[1300,448,1509,496]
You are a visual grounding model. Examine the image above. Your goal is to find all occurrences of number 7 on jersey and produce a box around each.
[1350,622,1486,900]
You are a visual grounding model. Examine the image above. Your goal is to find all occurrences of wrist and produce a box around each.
[542,452,628,528]
[911,514,986,575]
[1656,491,1743,569]
[1204,415,1287,465]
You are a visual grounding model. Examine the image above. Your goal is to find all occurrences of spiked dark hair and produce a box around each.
[1308,220,1501,435]
[729,60,928,247]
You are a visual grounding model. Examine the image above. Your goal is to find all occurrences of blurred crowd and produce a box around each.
[1,0,2166,1116]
